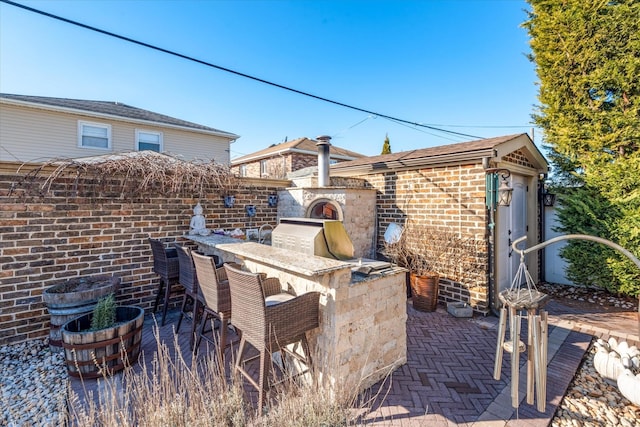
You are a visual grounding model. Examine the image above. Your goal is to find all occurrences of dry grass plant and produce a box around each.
[384,222,483,282]
[67,323,249,426]
[65,320,387,426]
[11,151,240,199]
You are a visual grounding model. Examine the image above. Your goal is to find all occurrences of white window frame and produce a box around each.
[135,129,163,152]
[78,121,112,150]
[239,164,247,177]
[260,160,268,177]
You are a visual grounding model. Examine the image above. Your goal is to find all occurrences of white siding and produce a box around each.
[0,103,231,163]
[544,207,572,285]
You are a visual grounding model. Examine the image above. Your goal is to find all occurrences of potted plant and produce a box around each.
[43,274,121,351]
[384,222,479,312]
[61,293,144,379]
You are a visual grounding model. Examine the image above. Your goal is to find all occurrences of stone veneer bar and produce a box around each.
[185,235,407,393]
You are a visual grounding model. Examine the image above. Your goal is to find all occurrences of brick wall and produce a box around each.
[0,173,283,345]
[353,163,492,313]
[289,153,317,172]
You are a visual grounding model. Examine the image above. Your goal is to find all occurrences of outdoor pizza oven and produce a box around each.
[275,135,378,259]
[272,217,355,260]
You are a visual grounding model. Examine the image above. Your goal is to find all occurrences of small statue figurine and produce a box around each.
[189,202,210,235]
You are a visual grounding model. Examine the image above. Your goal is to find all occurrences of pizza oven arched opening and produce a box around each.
[306,198,343,221]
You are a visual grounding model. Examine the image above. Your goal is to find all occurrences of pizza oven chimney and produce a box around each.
[316,135,331,187]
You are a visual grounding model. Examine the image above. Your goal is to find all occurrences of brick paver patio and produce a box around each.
[69,297,639,426]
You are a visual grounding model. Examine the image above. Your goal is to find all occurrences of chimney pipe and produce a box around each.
[316,135,331,187]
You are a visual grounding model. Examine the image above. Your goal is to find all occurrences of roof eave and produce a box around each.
[331,148,496,176]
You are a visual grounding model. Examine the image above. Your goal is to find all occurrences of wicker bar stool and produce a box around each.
[148,238,180,326]
[191,252,234,362]
[174,244,207,348]
[223,263,320,409]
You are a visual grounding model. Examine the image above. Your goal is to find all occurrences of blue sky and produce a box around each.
[0,0,540,160]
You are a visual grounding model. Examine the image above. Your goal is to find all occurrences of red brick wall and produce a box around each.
[0,173,283,345]
[355,163,492,313]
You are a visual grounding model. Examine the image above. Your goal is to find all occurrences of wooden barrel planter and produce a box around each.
[410,272,439,312]
[61,306,144,379]
[43,275,121,351]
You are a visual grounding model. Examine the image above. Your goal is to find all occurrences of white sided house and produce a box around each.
[0,94,239,163]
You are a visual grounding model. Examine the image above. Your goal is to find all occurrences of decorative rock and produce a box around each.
[0,339,67,427]
[551,342,640,427]
[447,301,473,318]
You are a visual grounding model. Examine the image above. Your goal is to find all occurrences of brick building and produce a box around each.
[330,133,548,314]
[230,137,364,179]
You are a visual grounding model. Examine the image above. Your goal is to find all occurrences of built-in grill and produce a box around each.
[272,218,355,260]
[272,218,393,274]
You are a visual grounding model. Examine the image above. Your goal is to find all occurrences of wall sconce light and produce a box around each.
[543,190,556,207]
[246,205,256,217]
[485,168,513,208]
[224,195,235,208]
[268,194,278,207]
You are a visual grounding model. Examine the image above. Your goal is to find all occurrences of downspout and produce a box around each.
[538,174,546,282]
[483,156,497,314]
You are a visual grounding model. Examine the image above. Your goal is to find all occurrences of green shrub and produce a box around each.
[556,186,640,297]
[90,294,117,331]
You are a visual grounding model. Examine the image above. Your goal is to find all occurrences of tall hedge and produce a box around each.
[524,0,640,296]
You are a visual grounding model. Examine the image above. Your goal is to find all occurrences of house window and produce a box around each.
[136,130,163,152]
[78,121,111,150]
[260,160,268,177]
[239,165,247,177]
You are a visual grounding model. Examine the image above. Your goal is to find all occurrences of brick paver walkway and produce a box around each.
[69,297,639,426]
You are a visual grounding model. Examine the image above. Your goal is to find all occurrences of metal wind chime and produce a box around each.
[494,233,640,413]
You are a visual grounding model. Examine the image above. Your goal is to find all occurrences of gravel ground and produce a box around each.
[552,343,640,427]
[1,284,639,426]
[0,339,67,427]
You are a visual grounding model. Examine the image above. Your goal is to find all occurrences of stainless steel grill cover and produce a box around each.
[272,218,355,260]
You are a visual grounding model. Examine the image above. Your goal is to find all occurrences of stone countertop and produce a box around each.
[216,241,350,277]
[184,233,405,279]
[183,233,245,247]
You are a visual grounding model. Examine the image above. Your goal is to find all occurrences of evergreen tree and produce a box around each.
[381,134,392,155]
[524,0,640,296]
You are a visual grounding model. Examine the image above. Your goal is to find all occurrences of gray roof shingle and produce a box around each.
[0,93,238,138]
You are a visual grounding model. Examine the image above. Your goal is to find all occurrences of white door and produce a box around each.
[495,174,528,306]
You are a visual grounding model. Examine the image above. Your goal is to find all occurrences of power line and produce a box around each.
[421,123,534,129]
[2,0,485,140]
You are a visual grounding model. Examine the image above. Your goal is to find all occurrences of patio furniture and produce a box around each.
[223,262,320,408]
[148,238,180,326]
[173,244,203,348]
[191,252,233,361]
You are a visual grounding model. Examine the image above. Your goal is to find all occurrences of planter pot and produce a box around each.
[61,305,144,379]
[410,272,439,312]
[43,275,121,351]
